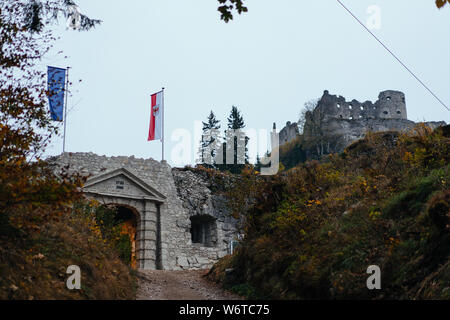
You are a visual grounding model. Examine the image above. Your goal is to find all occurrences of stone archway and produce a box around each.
[81,168,166,270]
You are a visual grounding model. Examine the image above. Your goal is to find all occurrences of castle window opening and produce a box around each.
[397,111,401,115]
[349,105,353,110]
[383,111,389,115]
[387,97,391,101]
[190,215,217,247]
[360,106,364,110]
[337,104,341,109]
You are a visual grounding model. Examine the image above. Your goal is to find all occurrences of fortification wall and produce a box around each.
[48,152,237,270]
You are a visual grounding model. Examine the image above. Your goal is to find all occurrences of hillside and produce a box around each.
[0,198,137,300]
[208,125,450,299]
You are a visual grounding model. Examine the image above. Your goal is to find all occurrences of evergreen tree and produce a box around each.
[218,106,249,174]
[198,111,221,168]
[255,154,262,172]
[12,0,101,33]
[227,105,245,130]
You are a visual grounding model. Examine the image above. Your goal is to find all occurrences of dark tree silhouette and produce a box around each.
[218,106,249,174]
[9,0,101,33]
[198,111,221,168]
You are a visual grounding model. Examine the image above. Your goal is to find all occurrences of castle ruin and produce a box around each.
[280,90,446,152]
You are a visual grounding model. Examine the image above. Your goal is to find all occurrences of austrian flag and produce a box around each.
[148,90,163,141]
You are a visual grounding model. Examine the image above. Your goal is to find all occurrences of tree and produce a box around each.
[14,0,445,34]
[298,98,319,134]
[0,1,83,233]
[217,0,248,22]
[13,0,101,33]
[436,0,450,9]
[198,111,221,168]
[254,154,262,172]
[17,0,245,32]
[218,106,249,174]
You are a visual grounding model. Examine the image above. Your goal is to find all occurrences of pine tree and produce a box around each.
[218,106,249,174]
[16,0,101,33]
[255,154,262,172]
[198,111,221,168]
[227,105,245,130]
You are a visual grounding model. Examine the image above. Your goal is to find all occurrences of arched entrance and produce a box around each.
[111,205,138,269]
[82,168,167,270]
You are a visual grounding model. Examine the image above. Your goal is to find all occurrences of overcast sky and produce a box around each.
[42,0,450,166]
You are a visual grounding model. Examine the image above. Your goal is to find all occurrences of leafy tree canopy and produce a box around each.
[217,0,248,22]
[436,0,450,9]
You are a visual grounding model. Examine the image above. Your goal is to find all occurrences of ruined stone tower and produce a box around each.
[376,90,407,120]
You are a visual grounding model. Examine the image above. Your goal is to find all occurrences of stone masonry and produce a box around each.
[279,90,446,150]
[49,153,238,271]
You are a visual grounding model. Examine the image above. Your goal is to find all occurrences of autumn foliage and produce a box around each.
[0,2,135,299]
[209,125,450,299]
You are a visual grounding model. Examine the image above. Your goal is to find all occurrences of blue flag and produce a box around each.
[47,66,66,121]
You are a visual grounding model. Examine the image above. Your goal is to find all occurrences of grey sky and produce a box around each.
[42,0,450,166]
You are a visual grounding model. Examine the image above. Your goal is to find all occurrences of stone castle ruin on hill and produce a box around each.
[279,90,446,154]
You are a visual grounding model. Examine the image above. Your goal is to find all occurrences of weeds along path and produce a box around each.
[136,270,242,300]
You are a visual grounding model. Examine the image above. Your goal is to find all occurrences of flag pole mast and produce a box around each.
[63,67,70,153]
[161,87,165,161]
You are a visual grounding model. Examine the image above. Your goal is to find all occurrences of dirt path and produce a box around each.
[136,270,242,300]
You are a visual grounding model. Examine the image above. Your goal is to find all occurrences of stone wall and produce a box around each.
[48,152,238,270]
[315,90,408,122]
[172,169,238,268]
[279,121,299,145]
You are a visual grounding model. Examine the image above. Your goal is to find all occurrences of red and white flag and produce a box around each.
[148,90,163,141]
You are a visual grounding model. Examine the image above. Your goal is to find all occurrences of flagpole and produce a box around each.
[63,67,70,153]
[161,87,165,161]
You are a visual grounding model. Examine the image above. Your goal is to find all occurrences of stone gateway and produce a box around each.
[49,153,238,270]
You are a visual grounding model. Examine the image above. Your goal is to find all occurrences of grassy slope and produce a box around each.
[208,125,450,299]
[0,206,137,300]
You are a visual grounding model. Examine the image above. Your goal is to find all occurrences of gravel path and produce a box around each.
[136,270,242,300]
